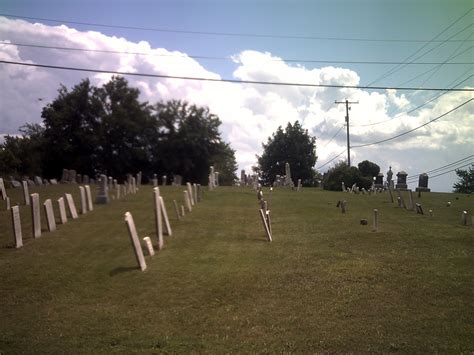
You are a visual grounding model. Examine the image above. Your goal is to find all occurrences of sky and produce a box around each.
[0,0,473,192]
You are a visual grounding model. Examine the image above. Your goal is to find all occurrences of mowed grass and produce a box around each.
[0,184,473,353]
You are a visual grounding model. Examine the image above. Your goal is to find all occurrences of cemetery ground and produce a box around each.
[0,185,472,353]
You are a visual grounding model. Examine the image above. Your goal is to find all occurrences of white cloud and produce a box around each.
[0,17,472,191]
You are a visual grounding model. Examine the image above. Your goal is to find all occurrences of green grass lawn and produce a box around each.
[0,184,473,353]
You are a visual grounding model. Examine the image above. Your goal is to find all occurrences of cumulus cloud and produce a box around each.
[0,17,472,191]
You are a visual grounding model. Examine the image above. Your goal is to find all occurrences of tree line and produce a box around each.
[0,76,238,185]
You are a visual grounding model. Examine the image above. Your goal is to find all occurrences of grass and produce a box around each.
[0,184,473,353]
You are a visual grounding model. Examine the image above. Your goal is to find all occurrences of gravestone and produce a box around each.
[386,166,393,187]
[187,183,195,205]
[79,186,87,214]
[143,236,155,256]
[76,174,82,184]
[461,211,468,226]
[193,183,198,204]
[30,193,41,238]
[152,174,158,187]
[34,176,43,185]
[215,172,219,187]
[415,203,424,215]
[6,197,11,210]
[374,173,384,189]
[95,174,109,204]
[137,172,142,187]
[387,186,394,203]
[184,190,192,212]
[173,200,181,220]
[11,205,23,248]
[124,212,147,271]
[284,162,295,188]
[0,177,6,200]
[297,179,302,192]
[27,179,35,187]
[132,177,137,194]
[116,185,121,199]
[61,169,69,183]
[85,185,94,211]
[372,209,378,232]
[68,170,77,184]
[65,193,79,219]
[43,199,57,232]
[83,175,90,184]
[395,171,408,190]
[22,181,30,205]
[181,205,185,217]
[43,179,49,185]
[259,209,272,242]
[113,179,118,190]
[241,170,246,185]
[408,189,415,210]
[173,175,182,186]
[160,196,172,236]
[395,189,407,209]
[50,179,58,185]
[162,175,167,186]
[57,197,68,224]
[416,173,431,192]
[10,177,21,188]
[153,187,164,250]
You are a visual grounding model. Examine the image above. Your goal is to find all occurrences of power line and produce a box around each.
[2,42,473,66]
[1,60,473,92]
[426,162,473,180]
[316,150,346,170]
[321,125,345,148]
[406,155,474,181]
[350,98,472,148]
[2,13,473,43]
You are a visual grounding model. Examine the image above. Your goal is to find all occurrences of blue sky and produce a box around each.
[0,0,472,191]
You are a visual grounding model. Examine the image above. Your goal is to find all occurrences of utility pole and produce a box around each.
[335,99,359,166]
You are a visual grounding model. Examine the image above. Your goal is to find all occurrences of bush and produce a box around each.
[323,161,372,191]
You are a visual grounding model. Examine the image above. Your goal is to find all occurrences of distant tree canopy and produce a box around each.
[0,76,237,185]
[453,164,473,193]
[257,121,318,186]
[323,161,373,191]
[358,160,380,178]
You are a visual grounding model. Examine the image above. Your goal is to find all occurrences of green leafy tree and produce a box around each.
[257,121,317,186]
[323,161,372,191]
[358,160,380,177]
[453,164,474,193]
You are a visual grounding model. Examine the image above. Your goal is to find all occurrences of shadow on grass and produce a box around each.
[109,266,139,276]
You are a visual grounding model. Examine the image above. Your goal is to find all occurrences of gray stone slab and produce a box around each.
[79,186,87,214]
[30,193,41,238]
[143,236,155,256]
[153,187,163,250]
[160,196,172,236]
[85,185,94,211]
[259,209,272,242]
[184,190,192,212]
[0,177,7,200]
[22,181,30,205]
[57,197,68,224]
[11,205,23,248]
[65,193,78,219]
[43,199,57,232]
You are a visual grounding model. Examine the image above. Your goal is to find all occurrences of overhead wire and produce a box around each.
[1,60,473,92]
[1,13,473,43]
[320,125,345,148]
[315,150,346,170]
[406,155,474,181]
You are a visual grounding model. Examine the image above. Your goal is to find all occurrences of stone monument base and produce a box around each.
[395,184,408,190]
[416,187,431,192]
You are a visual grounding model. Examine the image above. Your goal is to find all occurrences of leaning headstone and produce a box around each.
[187,183,195,205]
[11,205,23,248]
[85,185,94,211]
[65,193,78,219]
[416,173,431,192]
[57,197,68,224]
[30,193,41,238]
[0,177,7,200]
[153,187,164,250]
[143,236,155,256]
[259,209,273,242]
[415,203,424,215]
[22,180,30,205]
[184,190,192,212]
[95,174,109,204]
[79,186,87,214]
[408,190,415,210]
[372,209,378,232]
[160,196,172,236]
[34,176,43,185]
[124,212,147,271]
[173,200,181,220]
[43,199,56,232]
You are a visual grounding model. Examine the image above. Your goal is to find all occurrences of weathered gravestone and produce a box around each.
[50,179,58,185]
[27,179,35,187]
[65,193,78,219]
[372,209,379,232]
[34,176,43,186]
[68,170,77,184]
[395,171,408,190]
[0,177,7,200]
[79,186,87,214]
[259,209,272,242]
[374,173,384,189]
[193,183,198,204]
[22,181,30,205]
[197,184,203,202]
[143,236,155,256]
[162,175,167,186]
[153,187,164,250]
[57,197,68,224]
[461,211,468,226]
[415,203,424,215]
[10,177,21,188]
[6,197,11,210]
[124,212,147,271]
[173,200,181,220]
[187,183,195,206]
[85,185,94,211]
[61,169,69,183]
[11,205,23,248]
[160,196,172,236]
[43,199,57,232]
[30,193,41,238]
[95,175,109,204]
[184,190,192,212]
[416,173,431,192]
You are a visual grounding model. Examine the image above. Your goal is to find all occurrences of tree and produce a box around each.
[358,160,380,178]
[453,164,474,193]
[323,161,372,191]
[257,121,317,186]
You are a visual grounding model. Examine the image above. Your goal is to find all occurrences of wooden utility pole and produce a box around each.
[335,99,359,166]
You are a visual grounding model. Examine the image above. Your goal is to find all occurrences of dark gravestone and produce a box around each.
[416,173,431,192]
[374,173,384,189]
[395,171,408,190]
[415,203,424,215]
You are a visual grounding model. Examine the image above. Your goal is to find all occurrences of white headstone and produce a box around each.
[184,190,192,212]
[57,197,68,224]
[22,180,30,205]
[116,184,121,199]
[160,196,172,236]
[153,187,164,250]
[43,199,57,232]
[187,183,195,205]
[173,200,181,220]
[143,236,155,256]
[11,205,23,248]
[124,212,147,271]
[259,209,272,242]
[193,183,198,204]
[65,193,78,219]
[6,196,11,210]
[0,177,6,200]
[30,193,41,238]
[79,186,87,214]
[181,205,185,217]
[85,185,94,211]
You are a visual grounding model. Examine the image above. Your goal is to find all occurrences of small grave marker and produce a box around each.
[30,193,41,238]
[153,188,164,250]
[461,211,468,226]
[79,186,87,214]
[173,200,181,220]
[124,212,147,271]
[187,183,195,206]
[43,199,57,232]
[85,185,94,211]
[22,181,30,205]
[65,193,78,219]
[0,177,6,200]
[57,197,68,224]
[415,203,424,215]
[372,209,378,232]
[160,196,172,236]
[259,209,272,242]
[6,197,11,210]
[11,205,23,248]
[143,236,155,256]
[181,205,185,217]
